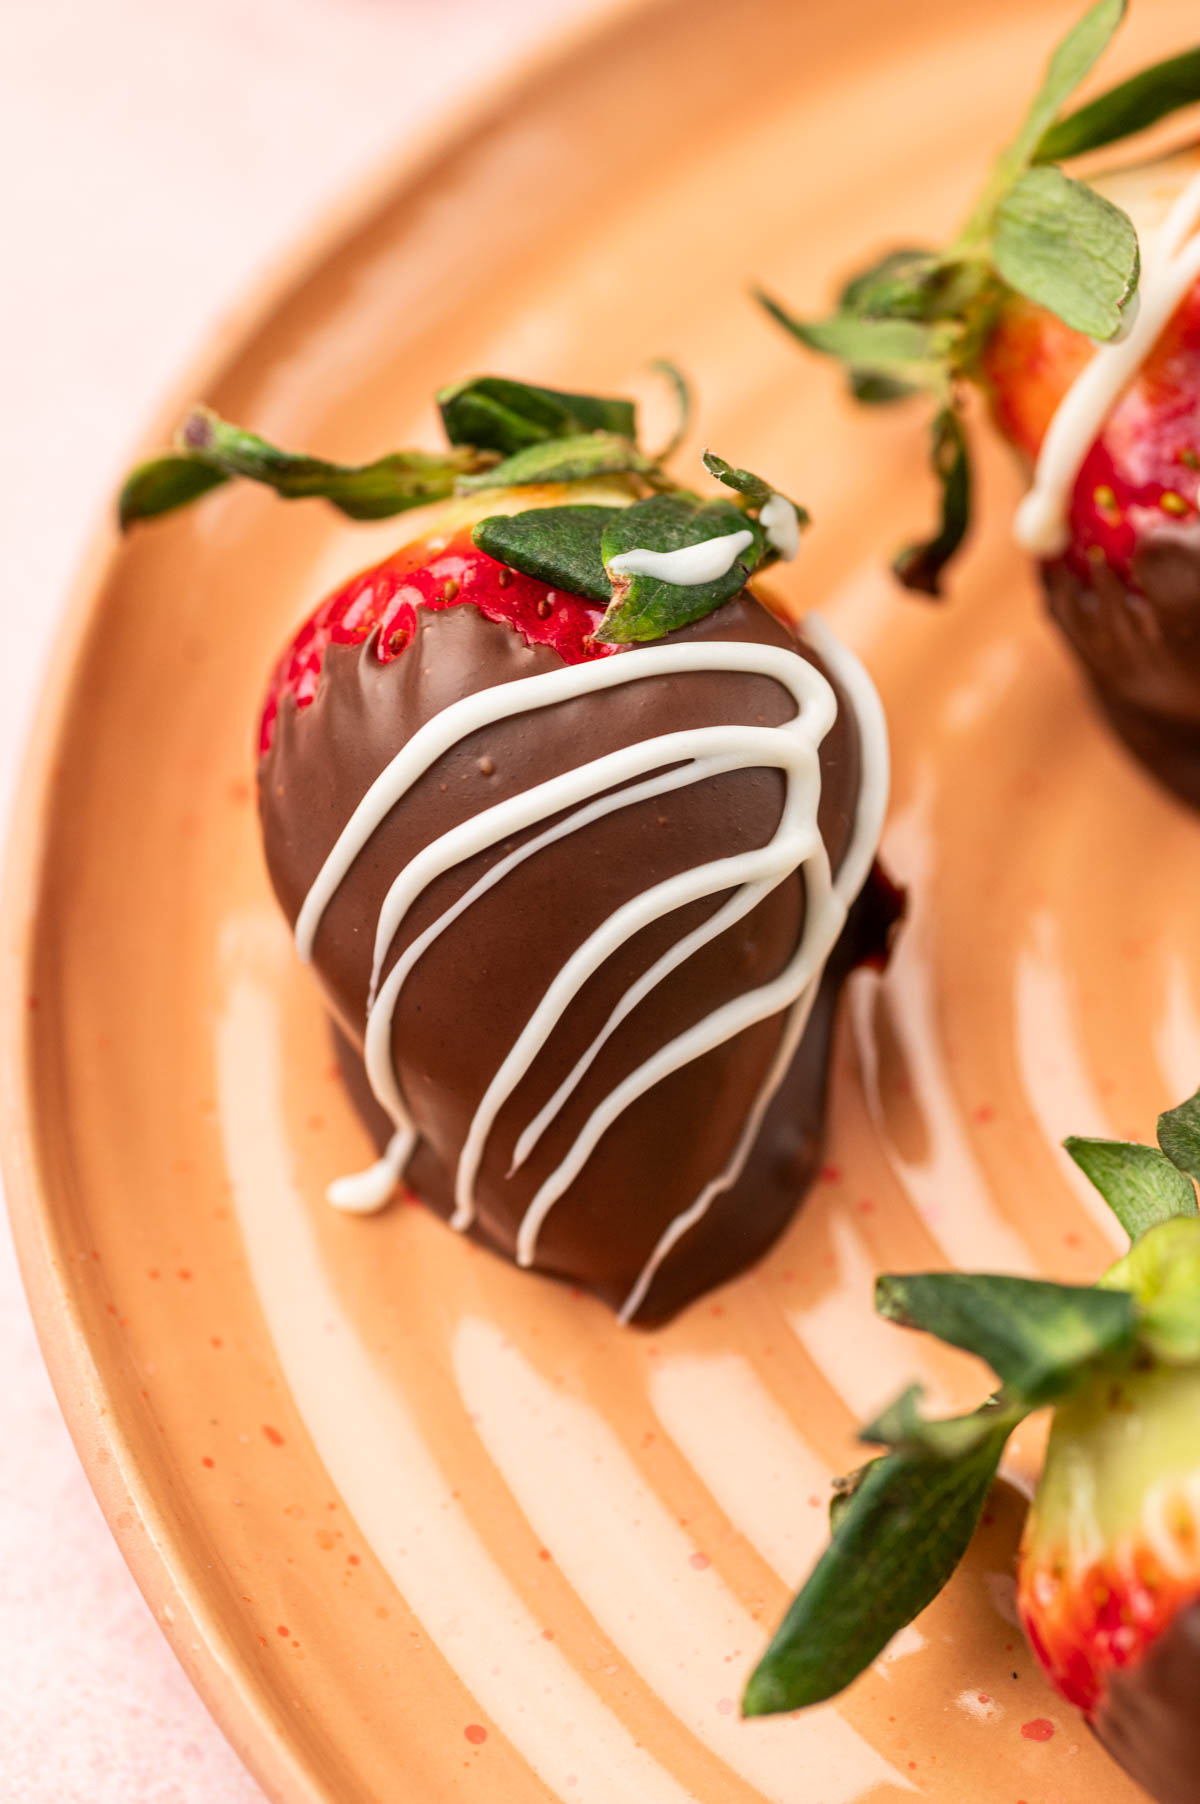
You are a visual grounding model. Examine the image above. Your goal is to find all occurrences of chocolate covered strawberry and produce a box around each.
[744,1085,1200,1804]
[121,373,898,1324]
[761,0,1200,802]
[1022,1321,1200,1803]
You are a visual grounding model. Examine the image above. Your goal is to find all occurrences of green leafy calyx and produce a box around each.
[118,368,805,645]
[743,1081,1200,1718]
[759,0,1200,593]
[472,451,807,644]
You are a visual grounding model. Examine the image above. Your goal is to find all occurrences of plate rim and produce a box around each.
[0,3,660,1797]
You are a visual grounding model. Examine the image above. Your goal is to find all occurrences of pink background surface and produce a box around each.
[0,2,603,1797]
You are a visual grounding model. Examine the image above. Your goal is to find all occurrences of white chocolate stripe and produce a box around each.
[506,832,831,1269]
[301,625,888,1318]
[617,977,823,1325]
[760,492,801,560]
[362,726,806,1134]
[618,616,890,1322]
[459,739,827,1250]
[606,528,754,584]
[366,724,792,1010]
[1015,168,1200,558]
[510,875,776,1174]
[366,755,733,1010]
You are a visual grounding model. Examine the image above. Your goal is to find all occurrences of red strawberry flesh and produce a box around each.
[1017,1360,1200,1723]
[259,528,612,755]
[980,283,1200,590]
[1022,1519,1200,1715]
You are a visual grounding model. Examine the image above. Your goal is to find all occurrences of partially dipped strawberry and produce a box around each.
[1018,1210,1200,1802]
[122,373,899,1324]
[982,146,1200,801]
[743,1086,1200,1804]
[1021,1343,1200,1718]
[761,0,1200,802]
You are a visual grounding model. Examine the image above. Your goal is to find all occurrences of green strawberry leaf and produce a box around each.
[1156,1084,1200,1183]
[754,0,1181,595]
[862,1385,1028,1460]
[597,495,764,644]
[992,166,1140,341]
[892,406,971,596]
[1035,46,1200,163]
[121,407,477,527]
[649,359,693,460]
[875,1271,1137,1404]
[838,246,949,322]
[849,371,923,405]
[1065,1135,1198,1241]
[437,376,636,455]
[701,450,775,511]
[742,1423,1012,1715]
[1002,0,1127,174]
[117,375,801,649]
[756,290,952,393]
[470,505,619,603]
[457,431,654,493]
[700,450,810,540]
[118,455,230,527]
[1102,1218,1200,1362]
[746,1082,1200,1723]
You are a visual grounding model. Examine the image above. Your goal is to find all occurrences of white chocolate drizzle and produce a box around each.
[302,617,888,1321]
[1015,169,1200,558]
[760,493,802,560]
[606,529,754,585]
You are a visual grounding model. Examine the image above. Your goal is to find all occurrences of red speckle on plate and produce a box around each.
[690,1552,710,1571]
[464,1724,487,1746]
[201,1456,214,1469]
[262,1424,285,1445]
[276,1625,290,1638]
[1021,1718,1055,1742]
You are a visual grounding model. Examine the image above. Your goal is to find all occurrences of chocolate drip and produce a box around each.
[259,590,891,1323]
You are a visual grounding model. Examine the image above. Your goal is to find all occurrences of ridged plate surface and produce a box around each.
[7,1,1199,1798]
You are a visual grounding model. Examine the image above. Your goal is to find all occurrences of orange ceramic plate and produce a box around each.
[7,1,1200,1798]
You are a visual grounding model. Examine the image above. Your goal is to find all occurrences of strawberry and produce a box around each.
[121,372,899,1325]
[256,489,614,757]
[1019,1348,1200,1718]
[979,150,1200,797]
[744,1087,1200,1804]
[761,0,1200,799]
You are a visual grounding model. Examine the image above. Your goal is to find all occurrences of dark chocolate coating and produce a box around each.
[1042,522,1200,807]
[1093,1601,1200,1804]
[259,591,890,1323]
